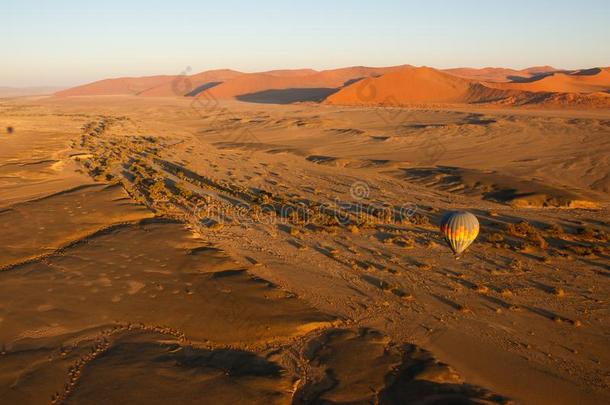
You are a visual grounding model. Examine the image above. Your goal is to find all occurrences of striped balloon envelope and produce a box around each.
[440,211,479,255]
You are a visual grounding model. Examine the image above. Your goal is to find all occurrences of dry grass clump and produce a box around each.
[392,235,415,248]
[148,178,169,200]
[473,284,489,293]
[486,232,509,249]
[392,289,414,300]
[545,223,565,237]
[568,244,604,257]
[525,233,547,250]
[577,226,610,242]
[417,262,432,271]
[347,224,360,234]
[509,258,523,272]
[409,213,430,226]
[506,221,547,250]
[173,182,194,200]
[487,232,504,243]
[506,220,536,237]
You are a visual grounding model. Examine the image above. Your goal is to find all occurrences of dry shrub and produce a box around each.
[487,233,504,243]
[577,226,609,242]
[348,225,360,234]
[509,258,523,272]
[149,178,169,199]
[569,244,604,257]
[394,236,415,248]
[487,232,510,249]
[546,223,565,237]
[409,213,430,226]
[506,221,536,237]
[417,262,432,271]
[527,233,548,249]
[506,220,547,249]
[174,183,193,200]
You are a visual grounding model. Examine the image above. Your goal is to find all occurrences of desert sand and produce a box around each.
[1,69,609,405]
[54,64,610,109]
[442,66,558,83]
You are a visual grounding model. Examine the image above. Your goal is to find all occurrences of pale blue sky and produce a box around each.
[3,0,609,87]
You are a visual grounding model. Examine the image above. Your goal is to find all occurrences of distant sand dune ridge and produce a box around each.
[54,64,610,108]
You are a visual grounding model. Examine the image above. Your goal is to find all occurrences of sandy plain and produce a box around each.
[0,95,609,404]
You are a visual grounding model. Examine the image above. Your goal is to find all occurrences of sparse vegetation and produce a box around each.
[417,262,432,271]
[486,232,507,248]
[506,220,547,249]
[577,226,609,242]
[409,213,430,226]
[506,221,536,237]
[149,178,169,200]
[509,258,523,272]
[568,244,603,257]
[546,223,565,237]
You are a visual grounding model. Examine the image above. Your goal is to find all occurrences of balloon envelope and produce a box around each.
[440,211,479,255]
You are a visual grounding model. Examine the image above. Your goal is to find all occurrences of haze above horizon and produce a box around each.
[3,0,609,87]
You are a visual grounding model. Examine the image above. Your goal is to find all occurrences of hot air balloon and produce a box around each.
[440,210,479,256]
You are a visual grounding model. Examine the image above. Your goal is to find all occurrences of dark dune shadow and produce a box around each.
[343,77,365,86]
[431,294,462,310]
[464,113,496,125]
[185,81,222,97]
[100,340,284,378]
[506,69,571,83]
[378,345,512,405]
[67,337,288,403]
[158,345,284,377]
[294,328,511,404]
[572,67,601,76]
[306,155,338,164]
[506,72,553,83]
[236,87,340,104]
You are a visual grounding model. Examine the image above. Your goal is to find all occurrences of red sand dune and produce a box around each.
[140,68,338,97]
[310,65,411,85]
[204,72,328,99]
[325,66,610,108]
[138,69,244,97]
[487,67,610,93]
[263,69,319,77]
[443,66,558,82]
[325,66,514,105]
[496,90,610,108]
[55,66,411,99]
[205,65,412,100]
[54,65,610,108]
[55,75,179,97]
